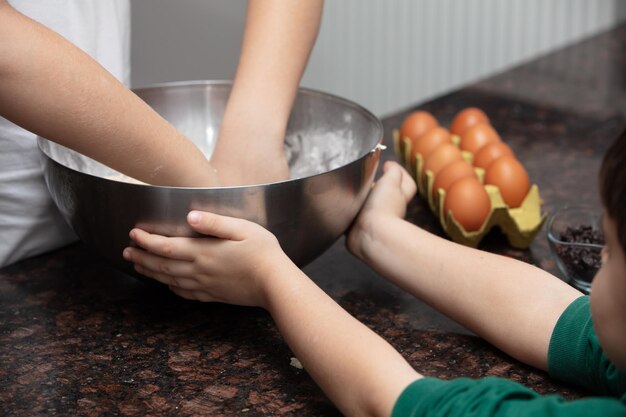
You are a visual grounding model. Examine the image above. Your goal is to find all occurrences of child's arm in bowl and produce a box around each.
[0,1,217,187]
[123,211,420,417]
[346,161,583,371]
[212,0,323,186]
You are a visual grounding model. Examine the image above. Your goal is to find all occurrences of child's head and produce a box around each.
[599,128,626,257]
[591,127,626,372]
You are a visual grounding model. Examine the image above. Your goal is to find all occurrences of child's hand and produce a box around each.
[347,161,416,259]
[210,128,289,186]
[122,211,289,308]
[360,161,416,219]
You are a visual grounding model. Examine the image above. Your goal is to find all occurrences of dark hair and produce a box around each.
[599,127,626,254]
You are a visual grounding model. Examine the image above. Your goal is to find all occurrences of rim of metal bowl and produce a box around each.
[40,80,384,191]
[546,205,605,249]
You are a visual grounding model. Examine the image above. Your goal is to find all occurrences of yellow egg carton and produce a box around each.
[392,129,545,248]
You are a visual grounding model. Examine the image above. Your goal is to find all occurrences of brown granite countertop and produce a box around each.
[2,24,626,417]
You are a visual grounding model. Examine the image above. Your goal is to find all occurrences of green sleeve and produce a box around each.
[548,296,626,396]
[392,295,626,417]
[392,377,626,417]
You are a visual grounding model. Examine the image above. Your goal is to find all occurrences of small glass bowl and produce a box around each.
[546,205,605,294]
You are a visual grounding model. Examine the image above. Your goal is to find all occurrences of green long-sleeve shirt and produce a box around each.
[392,296,626,416]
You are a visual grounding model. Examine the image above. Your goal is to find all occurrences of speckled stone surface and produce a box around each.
[2,25,626,417]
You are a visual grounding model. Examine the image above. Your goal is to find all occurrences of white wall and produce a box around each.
[130,0,246,86]
[131,0,626,117]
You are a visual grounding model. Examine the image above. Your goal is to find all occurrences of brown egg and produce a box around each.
[399,111,438,154]
[444,177,491,232]
[410,126,452,169]
[485,155,531,208]
[473,141,514,170]
[450,107,490,136]
[422,143,463,179]
[460,122,501,155]
[431,160,476,199]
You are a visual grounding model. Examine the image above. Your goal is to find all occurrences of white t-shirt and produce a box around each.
[0,1,130,268]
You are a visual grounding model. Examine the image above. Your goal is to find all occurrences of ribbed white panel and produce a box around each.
[302,0,626,116]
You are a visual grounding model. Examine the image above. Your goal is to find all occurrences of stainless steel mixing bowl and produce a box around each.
[38,81,383,273]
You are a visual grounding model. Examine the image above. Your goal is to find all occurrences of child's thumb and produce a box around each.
[379,161,404,187]
[187,211,245,241]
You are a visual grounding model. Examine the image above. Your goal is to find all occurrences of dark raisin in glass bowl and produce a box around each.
[547,205,605,294]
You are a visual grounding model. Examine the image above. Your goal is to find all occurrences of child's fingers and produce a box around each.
[378,161,404,187]
[382,160,400,173]
[399,169,417,201]
[383,161,417,201]
[129,229,196,261]
[123,247,196,279]
[187,211,249,241]
[169,286,215,303]
[134,262,202,290]
[168,285,199,300]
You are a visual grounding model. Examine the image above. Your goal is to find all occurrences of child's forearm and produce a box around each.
[0,2,217,186]
[262,258,420,417]
[211,0,323,185]
[357,215,582,371]
[222,0,323,135]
